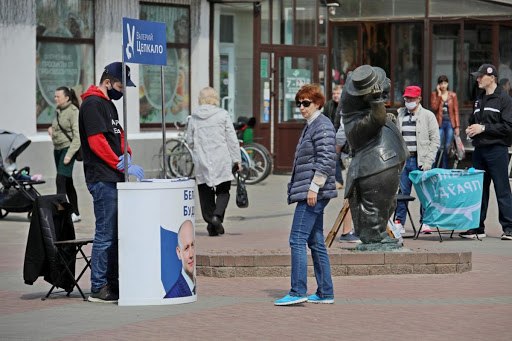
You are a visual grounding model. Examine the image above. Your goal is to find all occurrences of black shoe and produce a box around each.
[88,285,118,303]
[207,223,218,236]
[211,215,225,235]
[459,228,486,239]
[501,231,512,240]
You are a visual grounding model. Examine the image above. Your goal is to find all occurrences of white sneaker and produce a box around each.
[422,224,433,234]
[71,213,81,223]
[394,221,405,234]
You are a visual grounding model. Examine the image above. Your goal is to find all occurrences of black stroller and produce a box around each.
[0,130,45,219]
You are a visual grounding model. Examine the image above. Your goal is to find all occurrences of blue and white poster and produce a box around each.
[123,17,167,66]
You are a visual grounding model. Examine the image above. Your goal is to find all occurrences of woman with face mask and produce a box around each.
[430,75,460,168]
[47,86,82,222]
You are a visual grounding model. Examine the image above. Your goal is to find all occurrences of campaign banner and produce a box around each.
[409,169,484,230]
[123,17,167,65]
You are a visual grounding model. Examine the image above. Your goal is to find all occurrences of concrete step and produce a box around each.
[197,249,471,277]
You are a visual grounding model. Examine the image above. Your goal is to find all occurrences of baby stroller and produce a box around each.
[0,130,45,219]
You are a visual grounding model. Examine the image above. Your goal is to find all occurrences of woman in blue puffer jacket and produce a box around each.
[275,84,337,306]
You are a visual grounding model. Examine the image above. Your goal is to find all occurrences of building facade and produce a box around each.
[1,0,511,179]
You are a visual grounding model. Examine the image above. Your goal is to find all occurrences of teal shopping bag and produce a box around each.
[409,169,484,230]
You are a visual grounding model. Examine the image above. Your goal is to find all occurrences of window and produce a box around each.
[362,23,390,76]
[331,26,358,88]
[331,0,424,19]
[272,0,326,46]
[431,24,460,96]
[393,23,423,106]
[220,15,234,43]
[499,25,512,96]
[36,0,94,126]
[462,24,492,105]
[139,4,190,126]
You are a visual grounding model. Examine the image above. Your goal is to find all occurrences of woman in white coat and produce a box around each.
[187,87,242,236]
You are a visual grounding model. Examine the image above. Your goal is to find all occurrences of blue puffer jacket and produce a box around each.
[287,114,338,204]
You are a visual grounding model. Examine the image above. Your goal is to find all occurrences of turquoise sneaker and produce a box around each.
[274,294,307,306]
[307,294,334,304]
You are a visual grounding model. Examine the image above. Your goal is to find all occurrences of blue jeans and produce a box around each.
[87,181,119,292]
[473,145,512,233]
[395,156,422,225]
[438,120,454,168]
[289,199,333,298]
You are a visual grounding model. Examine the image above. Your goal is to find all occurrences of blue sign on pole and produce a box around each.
[123,17,167,66]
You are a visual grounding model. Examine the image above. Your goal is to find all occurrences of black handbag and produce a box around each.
[56,113,82,161]
[235,173,249,208]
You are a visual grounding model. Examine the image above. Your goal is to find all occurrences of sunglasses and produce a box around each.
[296,100,312,108]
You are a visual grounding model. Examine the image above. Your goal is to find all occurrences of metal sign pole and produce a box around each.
[122,59,129,182]
[161,66,167,178]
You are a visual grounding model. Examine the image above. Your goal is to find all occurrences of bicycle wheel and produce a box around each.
[168,142,194,178]
[243,143,272,184]
[160,139,182,178]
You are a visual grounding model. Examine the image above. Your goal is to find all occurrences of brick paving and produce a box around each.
[1,175,511,340]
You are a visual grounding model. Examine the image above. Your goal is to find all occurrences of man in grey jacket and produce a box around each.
[395,85,440,232]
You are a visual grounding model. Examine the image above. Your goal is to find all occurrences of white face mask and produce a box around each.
[405,101,417,111]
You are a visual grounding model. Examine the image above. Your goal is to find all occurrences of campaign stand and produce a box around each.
[117,179,196,306]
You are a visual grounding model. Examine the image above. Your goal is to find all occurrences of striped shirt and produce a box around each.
[401,111,417,153]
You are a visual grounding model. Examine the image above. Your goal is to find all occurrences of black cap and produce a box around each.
[471,64,498,78]
[104,62,136,87]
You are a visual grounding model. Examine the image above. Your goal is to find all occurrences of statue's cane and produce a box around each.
[325,199,350,247]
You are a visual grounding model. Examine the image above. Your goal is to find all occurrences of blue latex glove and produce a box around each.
[127,164,144,180]
[117,154,132,171]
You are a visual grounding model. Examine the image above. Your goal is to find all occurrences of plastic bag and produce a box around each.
[453,135,465,161]
[236,173,248,208]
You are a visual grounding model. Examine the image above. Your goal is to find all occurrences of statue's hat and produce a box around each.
[345,65,386,96]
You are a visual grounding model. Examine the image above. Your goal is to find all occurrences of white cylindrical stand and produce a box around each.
[117,179,196,306]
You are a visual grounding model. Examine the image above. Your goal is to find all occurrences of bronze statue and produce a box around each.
[339,65,408,249]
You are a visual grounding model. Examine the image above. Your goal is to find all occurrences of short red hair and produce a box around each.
[295,84,325,109]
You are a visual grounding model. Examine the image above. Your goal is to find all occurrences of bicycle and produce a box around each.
[161,123,272,184]
[240,142,272,184]
[160,122,194,178]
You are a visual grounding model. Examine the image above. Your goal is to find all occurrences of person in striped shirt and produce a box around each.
[395,85,440,233]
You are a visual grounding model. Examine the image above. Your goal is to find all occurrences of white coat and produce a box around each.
[186,104,241,187]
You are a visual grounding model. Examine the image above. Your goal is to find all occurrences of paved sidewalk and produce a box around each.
[1,175,511,340]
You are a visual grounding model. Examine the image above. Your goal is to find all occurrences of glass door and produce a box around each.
[270,52,326,171]
[279,56,314,122]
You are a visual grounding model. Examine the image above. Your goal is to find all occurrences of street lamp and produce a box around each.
[321,0,341,16]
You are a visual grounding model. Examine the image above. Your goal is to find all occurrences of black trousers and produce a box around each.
[473,144,512,233]
[349,166,400,243]
[198,181,231,225]
[56,174,79,215]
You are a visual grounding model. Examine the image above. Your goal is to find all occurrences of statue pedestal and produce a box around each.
[355,242,403,252]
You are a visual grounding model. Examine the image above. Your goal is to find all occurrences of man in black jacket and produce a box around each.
[462,64,512,240]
